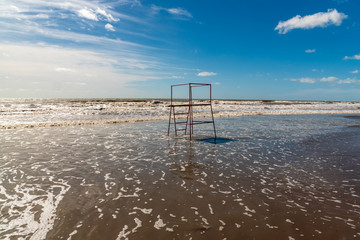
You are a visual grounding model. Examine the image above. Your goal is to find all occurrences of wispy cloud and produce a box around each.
[0,0,178,49]
[167,7,193,18]
[197,72,217,77]
[1,0,138,26]
[0,1,202,98]
[290,77,316,84]
[305,49,316,53]
[320,76,338,82]
[55,67,75,72]
[0,43,167,97]
[9,5,21,12]
[77,7,119,22]
[275,9,347,34]
[151,5,192,19]
[0,21,149,50]
[95,8,119,22]
[350,70,359,74]
[0,1,186,90]
[337,78,357,84]
[344,54,360,60]
[288,76,359,84]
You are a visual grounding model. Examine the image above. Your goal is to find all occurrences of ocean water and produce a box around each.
[1,113,359,239]
[2,98,360,129]
[0,98,170,128]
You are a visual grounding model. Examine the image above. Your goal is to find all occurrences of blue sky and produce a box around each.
[1,0,360,100]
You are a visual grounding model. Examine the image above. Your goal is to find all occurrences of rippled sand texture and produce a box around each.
[1,115,359,239]
[1,98,360,129]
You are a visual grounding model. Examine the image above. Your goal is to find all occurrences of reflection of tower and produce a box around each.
[168,83,216,140]
[167,138,194,163]
[167,139,200,180]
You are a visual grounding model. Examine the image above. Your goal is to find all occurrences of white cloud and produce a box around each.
[105,23,115,31]
[337,78,357,84]
[55,67,75,72]
[0,20,148,49]
[320,76,338,82]
[289,76,359,85]
[0,43,167,97]
[77,7,120,22]
[167,7,192,18]
[152,5,192,19]
[305,49,316,53]
[197,72,217,77]
[76,7,120,22]
[0,0,161,55]
[350,70,359,74]
[35,13,49,19]
[78,8,99,21]
[96,8,119,22]
[290,77,316,84]
[0,1,178,98]
[275,9,347,34]
[2,0,128,24]
[10,5,21,12]
[344,54,360,60]
[170,75,184,79]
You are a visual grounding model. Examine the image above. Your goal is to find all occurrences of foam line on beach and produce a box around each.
[2,110,360,129]
[1,99,360,129]
[0,178,70,239]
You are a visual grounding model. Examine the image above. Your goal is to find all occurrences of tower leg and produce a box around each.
[168,106,172,136]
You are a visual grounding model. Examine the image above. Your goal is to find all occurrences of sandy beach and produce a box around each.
[1,99,360,239]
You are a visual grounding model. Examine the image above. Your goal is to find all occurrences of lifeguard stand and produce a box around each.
[168,83,216,140]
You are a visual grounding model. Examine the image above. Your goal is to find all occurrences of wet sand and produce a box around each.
[1,114,359,239]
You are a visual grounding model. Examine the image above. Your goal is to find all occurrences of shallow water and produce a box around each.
[0,98,170,128]
[1,114,359,239]
[1,98,360,129]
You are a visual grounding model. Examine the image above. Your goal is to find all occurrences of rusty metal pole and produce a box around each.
[210,84,217,141]
[189,83,192,140]
[168,85,173,136]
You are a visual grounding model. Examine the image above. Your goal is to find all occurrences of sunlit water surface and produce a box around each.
[1,114,359,239]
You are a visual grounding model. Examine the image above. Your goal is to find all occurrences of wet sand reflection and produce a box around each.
[0,115,359,239]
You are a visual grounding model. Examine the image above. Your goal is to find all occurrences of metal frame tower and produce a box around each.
[168,83,216,140]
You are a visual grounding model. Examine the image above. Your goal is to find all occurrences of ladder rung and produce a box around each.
[192,121,214,124]
[174,112,189,115]
[175,128,186,131]
[168,122,188,125]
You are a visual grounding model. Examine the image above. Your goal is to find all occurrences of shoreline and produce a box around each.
[1,99,360,129]
[2,111,360,130]
[0,97,359,102]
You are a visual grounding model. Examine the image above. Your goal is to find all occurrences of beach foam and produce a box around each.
[1,99,360,129]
